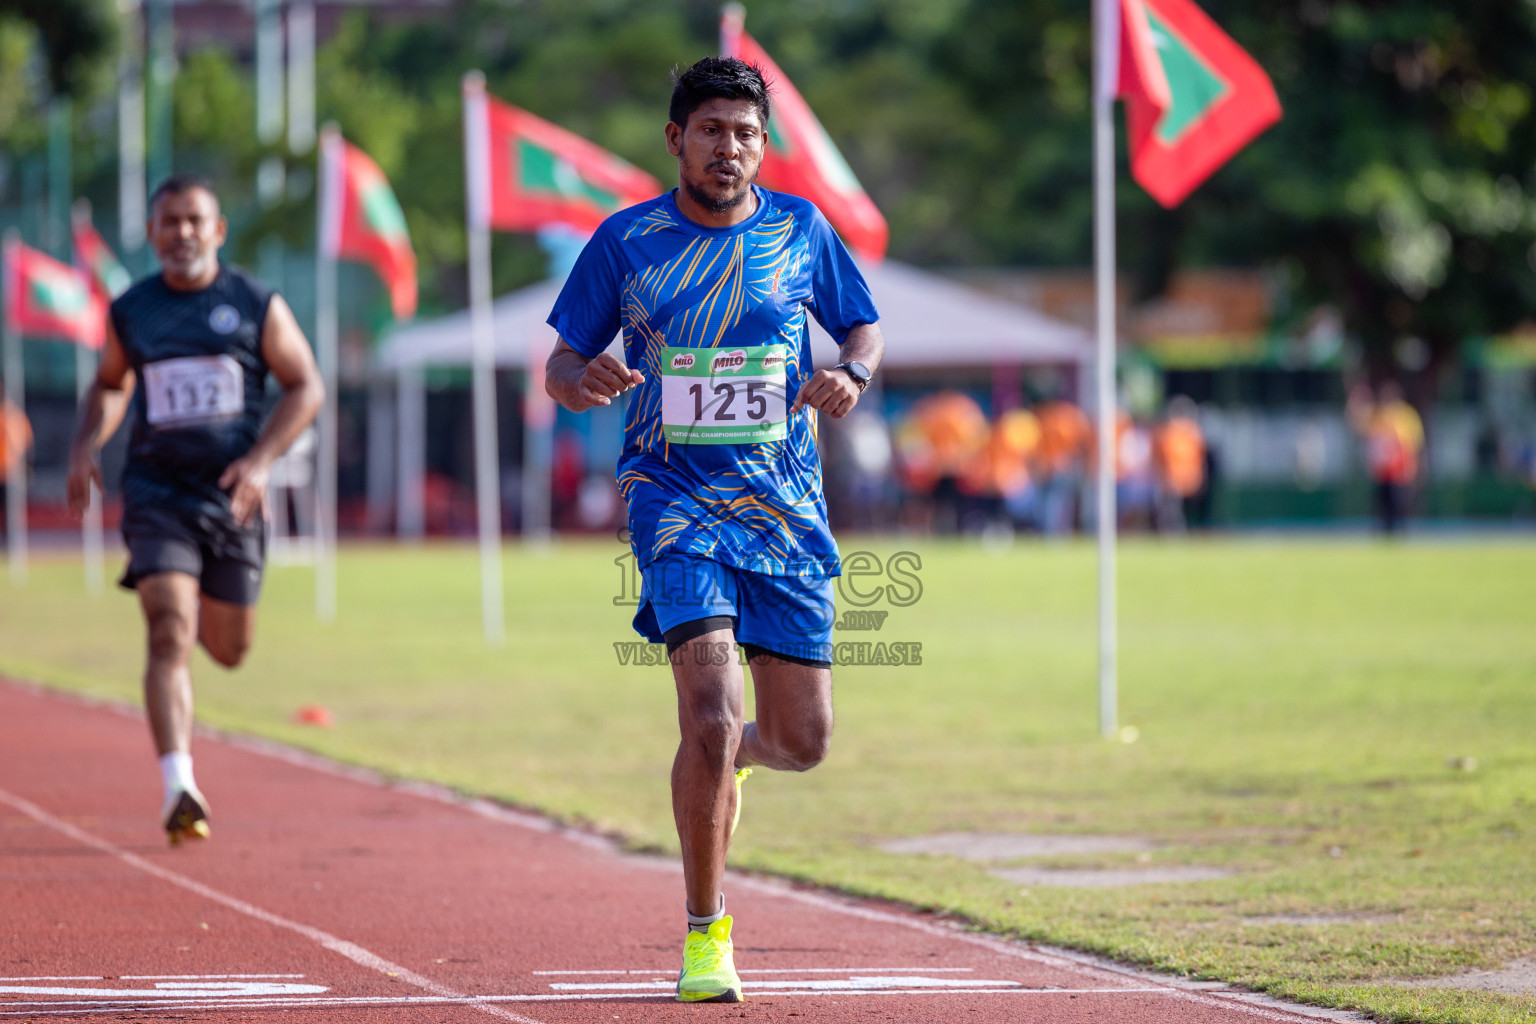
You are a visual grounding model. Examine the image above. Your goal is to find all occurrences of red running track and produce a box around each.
[0,681,1362,1023]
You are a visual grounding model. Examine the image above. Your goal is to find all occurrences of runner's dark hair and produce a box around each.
[149,174,219,212]
[669,57,771,129]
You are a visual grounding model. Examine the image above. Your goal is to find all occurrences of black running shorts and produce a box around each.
[119,504,265,606]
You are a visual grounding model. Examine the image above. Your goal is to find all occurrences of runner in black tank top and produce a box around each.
[66,177,324,845]
[113,263,275,592]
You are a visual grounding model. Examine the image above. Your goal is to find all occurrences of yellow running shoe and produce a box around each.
[163,788,211,845]
[677,916,742,1003]
[730,768,752,837]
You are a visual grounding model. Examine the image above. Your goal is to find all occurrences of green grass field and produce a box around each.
[2,537,1533,1024]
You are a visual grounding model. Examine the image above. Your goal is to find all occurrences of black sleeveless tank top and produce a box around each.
[111,265,274,507]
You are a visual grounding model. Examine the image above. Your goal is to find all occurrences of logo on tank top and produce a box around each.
[209,304,241,335]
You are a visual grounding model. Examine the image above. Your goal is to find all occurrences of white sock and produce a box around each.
[159,752,197,803]
[687,896,725,934]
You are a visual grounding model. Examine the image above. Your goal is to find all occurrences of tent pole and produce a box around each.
[396,363,425,540]
[463,71,505,646]
[1093,0,1119,740]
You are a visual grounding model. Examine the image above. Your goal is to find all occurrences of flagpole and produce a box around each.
[2,233,28,587]
[314,124,341,622]
[463,70,505,646]
[1093,0,1119,740]
[71,201,106,596]
[118,0,147,263]
[75,340,104,595]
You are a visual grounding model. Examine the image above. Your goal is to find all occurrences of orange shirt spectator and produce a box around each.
[0,400,31,478]
[1348,383,1424,486]
[962,408,1040,498]
[1033,400,1090,477]
[1365,401,1423,485]
[1154,416,1206,498]
[894,391,989,494]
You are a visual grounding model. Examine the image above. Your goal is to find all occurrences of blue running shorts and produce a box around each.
[633,553,835,666]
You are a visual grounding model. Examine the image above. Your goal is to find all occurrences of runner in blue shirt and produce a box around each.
[546,56,883,1004]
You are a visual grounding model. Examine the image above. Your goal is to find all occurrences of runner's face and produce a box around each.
[667,98,765,214]
[150,189,226,286]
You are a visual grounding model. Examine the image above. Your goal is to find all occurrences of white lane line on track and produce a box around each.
[0,785,545,1024]
[0,982,328,999]
[550,976,1021,992]
[732,878,1361,1024]
[531,966,977,975]
[0,987,1182,1016]
[119,973,306,979]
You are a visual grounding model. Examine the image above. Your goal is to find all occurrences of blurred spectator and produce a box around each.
[576,474,621,531]
[1152,395,1206,532]
[1111,410,1156,530]
[961,407,1041,531]
[551,431,586,530]
[1347,380,1423,535]
[893,391,988,534]
[0,399,32,542]
[833,411,896,530]
[1031,398,1090,535]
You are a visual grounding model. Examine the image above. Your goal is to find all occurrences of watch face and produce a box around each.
[845,361,871,382]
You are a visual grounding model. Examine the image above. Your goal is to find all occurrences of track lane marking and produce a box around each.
[733,878,1358,1024]
[531,965,976,975]
[0,785,544,1024]
[119,973,306,979]
[0,986,1188,1017]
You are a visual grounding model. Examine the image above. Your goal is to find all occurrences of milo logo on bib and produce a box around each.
[711,349,748,374]
[660,344,789,445]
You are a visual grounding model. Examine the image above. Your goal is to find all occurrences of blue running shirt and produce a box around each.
[548,187,878,577]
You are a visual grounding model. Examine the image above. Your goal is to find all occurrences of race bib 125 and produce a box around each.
[661,345,788,445]
[143,355,245,428]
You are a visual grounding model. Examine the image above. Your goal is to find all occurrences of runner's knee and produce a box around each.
[765,720,831,772]
[202,632,250,669]
[145,609,196,663]
[680,692,742,767]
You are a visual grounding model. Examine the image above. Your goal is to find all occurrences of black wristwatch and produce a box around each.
[835,360,872,393]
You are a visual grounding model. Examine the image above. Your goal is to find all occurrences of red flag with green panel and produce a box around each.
[71,205,132,301]
[3,237,105,349]
[320,132,418,319]
[720,9,889,260]
[1104,0,1281,207]
[468,89,662,235]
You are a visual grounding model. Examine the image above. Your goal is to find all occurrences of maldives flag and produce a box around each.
[720,8,888,261]
[464,75,662,235]
[319,129,418,319]
[71,203,131,301]
[3,236,106,349]
[1099,0,1281,207]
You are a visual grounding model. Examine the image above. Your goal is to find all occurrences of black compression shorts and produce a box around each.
[119,503,265,606]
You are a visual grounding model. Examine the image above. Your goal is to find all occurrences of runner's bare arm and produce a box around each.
[546,337,645,413]
[217,294,324,526]
[66,320,136,516]
[791,321,884,419]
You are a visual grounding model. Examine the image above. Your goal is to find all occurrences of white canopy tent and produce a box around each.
[375,260,1090,373]
[370,260,1092,537]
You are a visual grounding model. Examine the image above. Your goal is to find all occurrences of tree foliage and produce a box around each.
[0,0,118,98]
[132,0,1536,369]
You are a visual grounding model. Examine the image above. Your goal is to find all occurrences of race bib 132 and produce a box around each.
[143,355,245,428]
